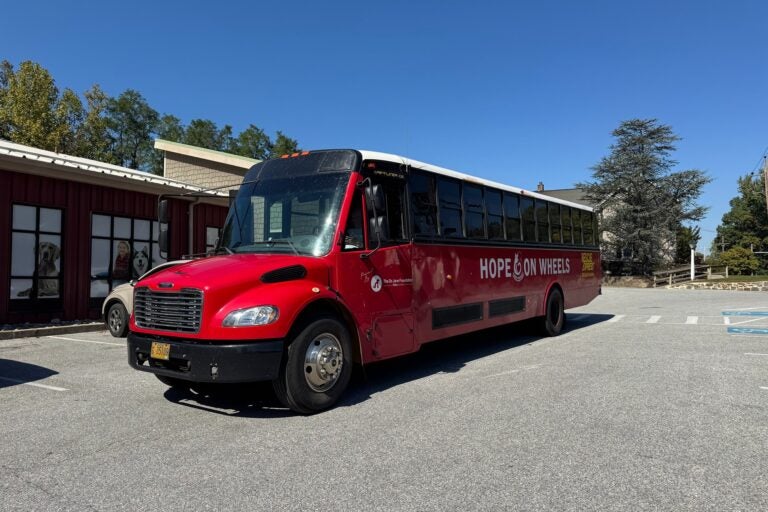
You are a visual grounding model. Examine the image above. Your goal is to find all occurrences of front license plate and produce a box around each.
[150,342,171,360]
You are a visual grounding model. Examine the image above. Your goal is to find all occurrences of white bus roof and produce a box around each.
[357,150,594,213]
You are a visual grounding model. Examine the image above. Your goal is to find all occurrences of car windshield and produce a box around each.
[219,173,349,256]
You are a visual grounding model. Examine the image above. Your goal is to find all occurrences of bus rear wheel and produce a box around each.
[541,287,565,336]
[272,317,352,414]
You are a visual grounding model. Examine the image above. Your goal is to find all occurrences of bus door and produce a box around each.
[335,178,414,360]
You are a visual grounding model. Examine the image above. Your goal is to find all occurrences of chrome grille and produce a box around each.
[134,287,203,333]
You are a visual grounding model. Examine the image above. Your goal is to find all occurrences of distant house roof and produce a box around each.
[538,187,595,208]
[0,139,228,201]
[154,139,260,169]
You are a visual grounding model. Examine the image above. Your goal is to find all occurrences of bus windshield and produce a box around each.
[219,172,349,256]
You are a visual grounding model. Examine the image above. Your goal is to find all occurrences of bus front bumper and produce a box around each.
[127,333,283,383]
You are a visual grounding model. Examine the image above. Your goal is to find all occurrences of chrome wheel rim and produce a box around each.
[109,308,123,333]
[304,333,343,392]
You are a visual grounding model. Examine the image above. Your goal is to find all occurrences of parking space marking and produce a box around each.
[727,327,768,335]
[45,335,124,347]
[745,353,768,356]
[761,387,768,391]
[646,315,661,324]
[722,311,768,316]
[685,316,698,324]
[723,317,731,325]
[607,315,625,323]
[0,376,68,392]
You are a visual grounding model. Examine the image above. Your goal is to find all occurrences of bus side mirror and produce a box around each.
[158,199,170,224]
[159,224,170,259]
[364,184,385,215]
[369,215,389,242]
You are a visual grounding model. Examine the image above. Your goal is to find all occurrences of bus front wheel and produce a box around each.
[272,317,352,414]
[541,288,565,336]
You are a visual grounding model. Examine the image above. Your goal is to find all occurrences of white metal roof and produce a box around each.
[0,139,229,199]
[358,149,593,212]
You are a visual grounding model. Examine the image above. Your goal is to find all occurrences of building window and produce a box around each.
[10,205,63,303]
[90,214,165,299]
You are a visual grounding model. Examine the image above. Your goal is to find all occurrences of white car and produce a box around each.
[102,261,186,337]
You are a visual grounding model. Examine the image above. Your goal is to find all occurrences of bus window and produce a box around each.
[410,172,438,237]
[486,189,504,240]
[342,193,364,250]
[521,196,535,242]
[573,209,583,245]
[583,212,595,245]
[550,203,561,243]
[464,184,485,239]
[536,200,549,243]
[382,180,407,242]
[562,207,572,244]
[504,193,521,241]
[438,177,463,238]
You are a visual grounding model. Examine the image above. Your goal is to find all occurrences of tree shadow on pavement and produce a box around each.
[162,313,613,417]
[0,359,59,389]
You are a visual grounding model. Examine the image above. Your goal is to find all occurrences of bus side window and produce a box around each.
[343,193,364,250]
[409,172,438,237]
[521,197,535,242]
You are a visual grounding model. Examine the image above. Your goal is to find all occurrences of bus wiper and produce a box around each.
[249,240,300,255]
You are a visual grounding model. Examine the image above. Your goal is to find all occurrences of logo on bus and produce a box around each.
[480,253,571,282]
[371,275,383,293]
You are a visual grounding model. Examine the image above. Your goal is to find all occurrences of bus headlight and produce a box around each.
[222,306,279,327]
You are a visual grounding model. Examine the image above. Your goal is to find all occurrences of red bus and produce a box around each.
[127,150,600,413]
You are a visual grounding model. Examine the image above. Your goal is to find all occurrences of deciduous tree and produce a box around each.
[106,89,159,170]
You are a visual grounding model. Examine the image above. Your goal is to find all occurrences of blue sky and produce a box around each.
[2,0,767,254]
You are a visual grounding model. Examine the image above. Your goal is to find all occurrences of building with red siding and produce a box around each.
[0,139,257,325]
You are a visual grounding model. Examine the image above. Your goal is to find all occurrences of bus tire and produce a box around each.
[272,317,352,414]
[541,287,565,336]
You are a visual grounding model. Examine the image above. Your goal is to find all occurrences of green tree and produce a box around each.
[269,130,299,158]
[0,60,63,150]
[674,225,701,264]
[106,89,159,170]
[713,172,768,258]
[183,119,234,151]
[78,84,114,162]
[149,114,186,175]
[231,124,271,160]
[52,88,85,154]
[717,246,760,275]
[578,119,711,274]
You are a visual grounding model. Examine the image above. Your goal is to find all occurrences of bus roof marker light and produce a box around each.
[301,151,310,156]
[291,153,300,157]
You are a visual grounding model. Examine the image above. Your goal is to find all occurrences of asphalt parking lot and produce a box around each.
[1,287,767,511]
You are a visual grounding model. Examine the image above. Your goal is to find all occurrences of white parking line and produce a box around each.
[730,317,768,326]
[761,387,768,391]
[45,335,123,347]
[745,353,768,356]
[0,376,68,392]
[608,315,625,323]
[685,316,698,324]
[646,316,661,324]
[724,317,731,325]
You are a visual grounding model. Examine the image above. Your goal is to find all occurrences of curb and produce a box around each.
[0,322,106,340]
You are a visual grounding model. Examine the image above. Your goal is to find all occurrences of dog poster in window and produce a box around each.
[132,244,150,279]
[36,234,61,297]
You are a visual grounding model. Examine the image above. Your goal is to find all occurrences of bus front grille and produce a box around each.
[134,287,203,333]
